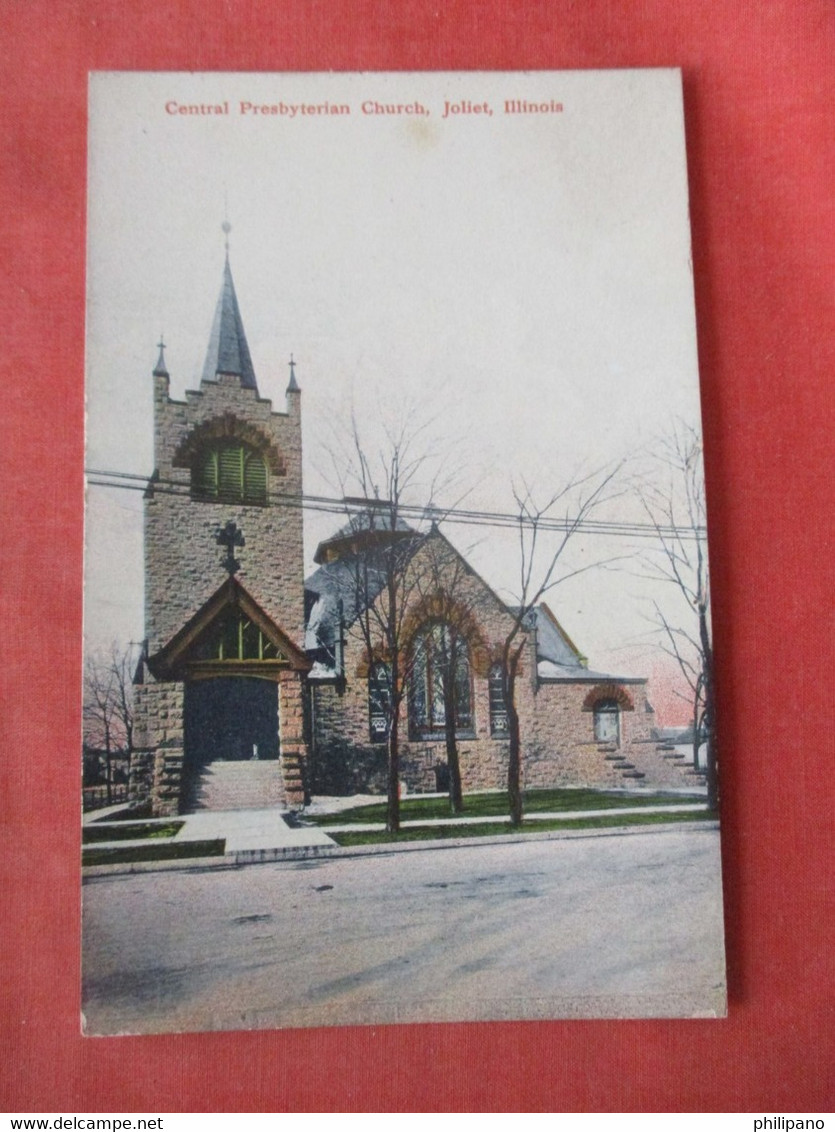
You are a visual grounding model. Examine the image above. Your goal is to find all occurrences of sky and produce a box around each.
[85,70,707,722]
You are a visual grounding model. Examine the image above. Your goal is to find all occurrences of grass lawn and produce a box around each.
[309,786,704,826]
[330,809,716,846]
[82,821,184,844]
[82,838,225,867]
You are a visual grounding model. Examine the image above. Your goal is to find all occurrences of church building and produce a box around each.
[132,248,687,817]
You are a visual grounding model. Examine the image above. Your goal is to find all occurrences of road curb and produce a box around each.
[314,819,719,862]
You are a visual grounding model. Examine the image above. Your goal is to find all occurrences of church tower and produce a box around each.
[133,233,310,816]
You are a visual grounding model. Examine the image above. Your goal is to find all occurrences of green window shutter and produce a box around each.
[218,444,244,499]
[244,452,267,503]
[194,448,218,498]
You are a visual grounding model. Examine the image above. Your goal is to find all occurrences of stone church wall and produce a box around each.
[146,372,305,657]
[525,681,659,789]
[308,540,666,797]
[135,364,307,816]
[308,538,541,795]
[131,679,185,816]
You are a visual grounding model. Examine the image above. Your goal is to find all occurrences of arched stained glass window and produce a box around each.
[409,622,473,740]
[193,442,268,504]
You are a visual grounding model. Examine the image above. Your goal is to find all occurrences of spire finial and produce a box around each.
[153,334,169,377]
[222,189,232,255]
[287,352,300,393]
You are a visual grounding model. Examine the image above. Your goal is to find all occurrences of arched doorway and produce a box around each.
[145,575,312,814]
[182,677,282,811]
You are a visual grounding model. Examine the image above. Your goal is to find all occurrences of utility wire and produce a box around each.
[85,467,707,541]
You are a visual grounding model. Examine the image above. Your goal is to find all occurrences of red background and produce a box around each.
[2,0,833,1113]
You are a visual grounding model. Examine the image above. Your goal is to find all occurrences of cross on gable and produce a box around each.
[216,520,245,575]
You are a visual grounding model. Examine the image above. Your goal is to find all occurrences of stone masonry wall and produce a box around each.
[134,370,306,816]
[307,530,676,796]
[310,530,538,795]
[312,665,675,796]
[132,680,185,816]
[278,671,308,806]
[310,667,530,796]
[525,681,657,790]
[146,372,304,655]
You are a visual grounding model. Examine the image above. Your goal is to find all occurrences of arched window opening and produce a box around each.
[593,698,620,744]
[194,609,280,662]
[193,442,268,505]
[368,662,392,743]
[489,663,509,737]
[409,622,473,740]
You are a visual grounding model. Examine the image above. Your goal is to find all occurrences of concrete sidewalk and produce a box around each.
[82,799,711,876]
[83,808,336,867]
[176,808,335,853]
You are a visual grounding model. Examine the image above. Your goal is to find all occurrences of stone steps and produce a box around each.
[593,737,707,790]
[627,743,707,789]
[185,759,286,812]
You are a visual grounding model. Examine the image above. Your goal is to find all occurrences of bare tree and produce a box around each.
[322,408,621,829]
[637,423,716,807]
[499,467,623,826]
[408,528,488,814]
[82,642,137,802]
[325,412,459,833]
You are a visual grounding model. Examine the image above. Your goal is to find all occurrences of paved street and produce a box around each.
[82,826,726,1033]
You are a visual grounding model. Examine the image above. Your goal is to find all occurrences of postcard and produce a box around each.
[82,70,726,1034]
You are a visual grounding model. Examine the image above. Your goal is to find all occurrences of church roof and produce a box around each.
[312,511,416,565]
[534,603,644,684]
[202,254,258,392]
[304,556,386,655]
[303,525,648,687]
[304,519,423,664]
[534,603,586,669]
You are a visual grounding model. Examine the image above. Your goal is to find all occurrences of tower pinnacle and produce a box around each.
[287,353,300,393]
[153,335,169,377]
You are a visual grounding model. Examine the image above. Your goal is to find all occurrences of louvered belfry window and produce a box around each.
[193,442,268,504]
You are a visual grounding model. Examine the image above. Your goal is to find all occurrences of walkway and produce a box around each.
[83,798,710,875]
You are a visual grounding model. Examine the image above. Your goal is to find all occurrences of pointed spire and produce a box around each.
[287,352,300,393]
[153,335,169,377]
[201,224,258,392]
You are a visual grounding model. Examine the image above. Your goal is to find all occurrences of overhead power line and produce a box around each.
[85,467,707,541]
